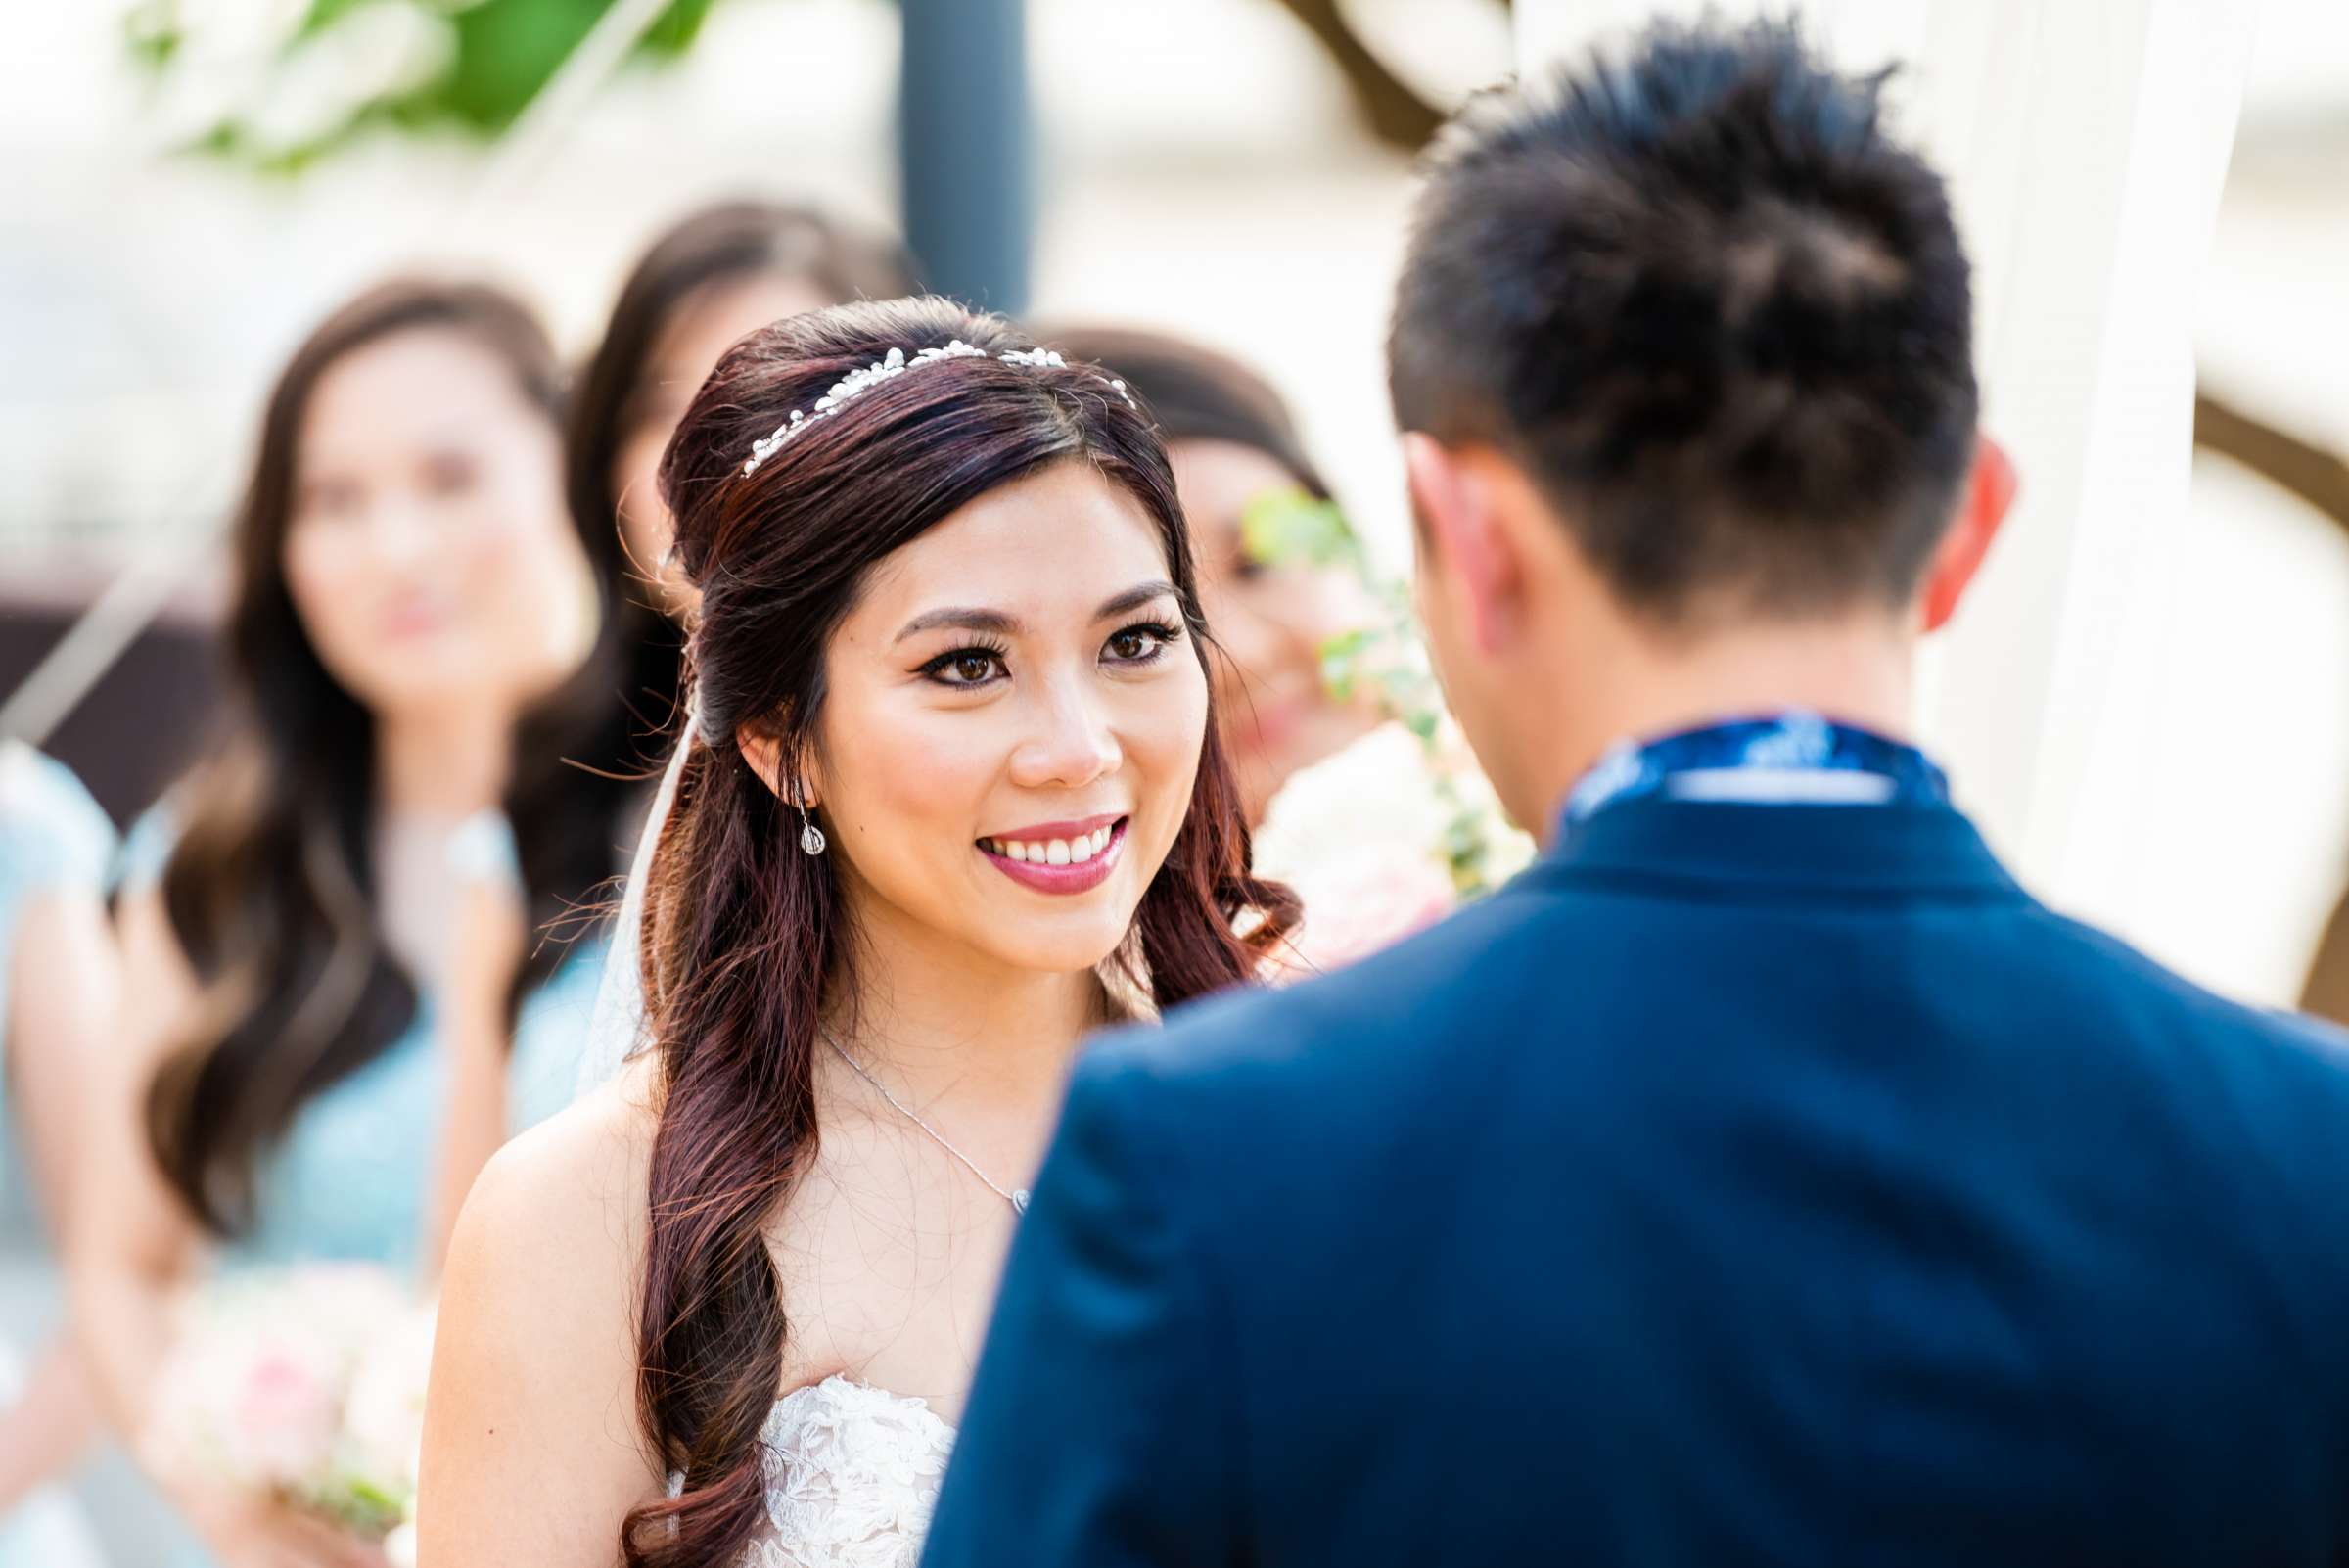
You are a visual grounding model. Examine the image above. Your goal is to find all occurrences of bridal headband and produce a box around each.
[741,342,1137,477]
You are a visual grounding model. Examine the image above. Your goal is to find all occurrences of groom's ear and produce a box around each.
[1918,433,2018,633]
[1404,434,1521,656]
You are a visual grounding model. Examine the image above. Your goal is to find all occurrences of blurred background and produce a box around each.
[0,3,2343,1555]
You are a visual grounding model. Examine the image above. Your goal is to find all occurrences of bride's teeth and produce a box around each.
[1005,841,1027,862]
[1093,826,1112,853]
[1045,839,1072,866]
[1070,834,1095,863]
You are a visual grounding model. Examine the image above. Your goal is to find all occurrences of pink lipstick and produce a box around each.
[977,814,1128,896]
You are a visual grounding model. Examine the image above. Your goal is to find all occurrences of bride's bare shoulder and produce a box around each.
[422,1056,666,1560]
[491,1052,659,1213]
[450,1054,663,1298]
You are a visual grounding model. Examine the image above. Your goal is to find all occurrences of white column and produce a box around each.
[1512,1,2252,904]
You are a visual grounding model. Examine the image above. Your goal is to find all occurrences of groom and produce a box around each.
[925,20,2349,1565]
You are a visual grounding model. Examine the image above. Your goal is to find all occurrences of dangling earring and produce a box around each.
[796,798,826,856]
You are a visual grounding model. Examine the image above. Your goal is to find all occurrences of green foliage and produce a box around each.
[1243,486,1518,895]
[122,1,184,70]
[125,0,723,173]
[293,0,384,42]
[299,1473,408,1541]
[1239,486,1361,575]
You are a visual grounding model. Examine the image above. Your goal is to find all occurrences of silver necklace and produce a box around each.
[822,1032,1030,1215]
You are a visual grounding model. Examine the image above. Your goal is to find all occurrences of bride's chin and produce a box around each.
[969,906,1141,979]
[990,931,1133,979]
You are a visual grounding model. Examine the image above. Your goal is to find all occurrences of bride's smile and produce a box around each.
[977,814,1128,892]
[789,460,1209,978]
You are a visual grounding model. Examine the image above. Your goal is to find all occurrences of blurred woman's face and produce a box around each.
[613,272,836,617]
[804,462,1208,980]
[282,327,592,720]
[1170,438,1378,825]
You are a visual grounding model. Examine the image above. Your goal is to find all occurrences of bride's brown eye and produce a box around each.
[1105,622,1178,664]
[920,644,1009,686]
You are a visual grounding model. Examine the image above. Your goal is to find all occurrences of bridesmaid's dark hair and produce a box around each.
[1041,323,1333,500]
[625,297,1294,1567]
[147,279,624,1235]
[564,201,915,762]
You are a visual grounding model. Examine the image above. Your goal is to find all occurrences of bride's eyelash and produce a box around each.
[919,621,1185,687]
[1108,621,1185,664]
[919,637,1012,686]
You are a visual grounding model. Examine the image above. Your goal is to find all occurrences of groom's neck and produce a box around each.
[1534,610,1920,821]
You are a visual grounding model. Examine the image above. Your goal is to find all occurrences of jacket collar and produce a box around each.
[1518,794,2024,901]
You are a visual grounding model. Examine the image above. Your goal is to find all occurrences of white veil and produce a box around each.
[576,710,696,1096]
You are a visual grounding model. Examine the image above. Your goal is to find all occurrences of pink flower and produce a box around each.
[143,1261,421,1526]
[227,1350,341,1485]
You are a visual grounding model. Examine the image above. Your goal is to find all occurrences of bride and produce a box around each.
[419,298,1294,1568]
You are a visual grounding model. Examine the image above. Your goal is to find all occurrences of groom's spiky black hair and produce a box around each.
[1389,18,1979,620]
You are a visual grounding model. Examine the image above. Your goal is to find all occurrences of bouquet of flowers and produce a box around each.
[144,1264,435,1565]
[1241,490,1535,974]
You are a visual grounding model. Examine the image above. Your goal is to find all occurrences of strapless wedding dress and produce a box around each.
[677,1376,956,1567]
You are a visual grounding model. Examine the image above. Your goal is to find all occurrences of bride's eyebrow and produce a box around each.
[892,581,1178,644]
[895,607,1018,643]
[1093,580,1178,621]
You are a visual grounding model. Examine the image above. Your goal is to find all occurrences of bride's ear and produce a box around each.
[734,723,820,808]
[735,725,788,798]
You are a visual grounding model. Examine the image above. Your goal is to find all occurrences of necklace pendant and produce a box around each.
[1012,1188,1031,1215]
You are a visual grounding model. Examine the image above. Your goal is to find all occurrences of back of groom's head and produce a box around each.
[1389,19,1978,621]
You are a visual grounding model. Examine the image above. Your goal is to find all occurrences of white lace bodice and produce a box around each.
[678,1376,958,1567]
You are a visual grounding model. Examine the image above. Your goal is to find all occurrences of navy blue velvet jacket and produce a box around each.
[924,796,2349,1567]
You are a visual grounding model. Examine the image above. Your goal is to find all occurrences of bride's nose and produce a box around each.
[1008,673,1122,790]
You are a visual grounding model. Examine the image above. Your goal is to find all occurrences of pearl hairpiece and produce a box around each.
[741,340,1136,477]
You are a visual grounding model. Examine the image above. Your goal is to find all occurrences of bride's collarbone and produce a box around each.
[757,1134,1016,1428]
[760,1156,1019,1314]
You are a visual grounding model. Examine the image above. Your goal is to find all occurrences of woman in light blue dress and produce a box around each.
[0,744,115,1567]
[68,280,637,1568]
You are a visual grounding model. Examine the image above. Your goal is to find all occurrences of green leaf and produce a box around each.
[293,0,383,47]
[429,0,607,134]
[123,0,184,72]
[135,0,726,168]
[1311,626,1365,697]
[1240,487,1361,573]
[642,0,719,55]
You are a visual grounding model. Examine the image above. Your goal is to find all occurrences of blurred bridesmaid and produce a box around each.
[69,280,622,1567]
[1042,327,1379,824]
[566,200,912,753]
[0,744,115,1567]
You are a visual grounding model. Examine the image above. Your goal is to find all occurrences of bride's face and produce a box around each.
[806,461,1209,975]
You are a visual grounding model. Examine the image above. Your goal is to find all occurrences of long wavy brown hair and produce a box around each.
[147,280,628,1235]
[625,297,1295,1566]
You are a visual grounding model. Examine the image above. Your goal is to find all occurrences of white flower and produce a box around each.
[1252,720,1534,975]
[1252,722,1453,890]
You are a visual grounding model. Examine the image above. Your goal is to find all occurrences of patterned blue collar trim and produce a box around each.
[1561,711,1949,831]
